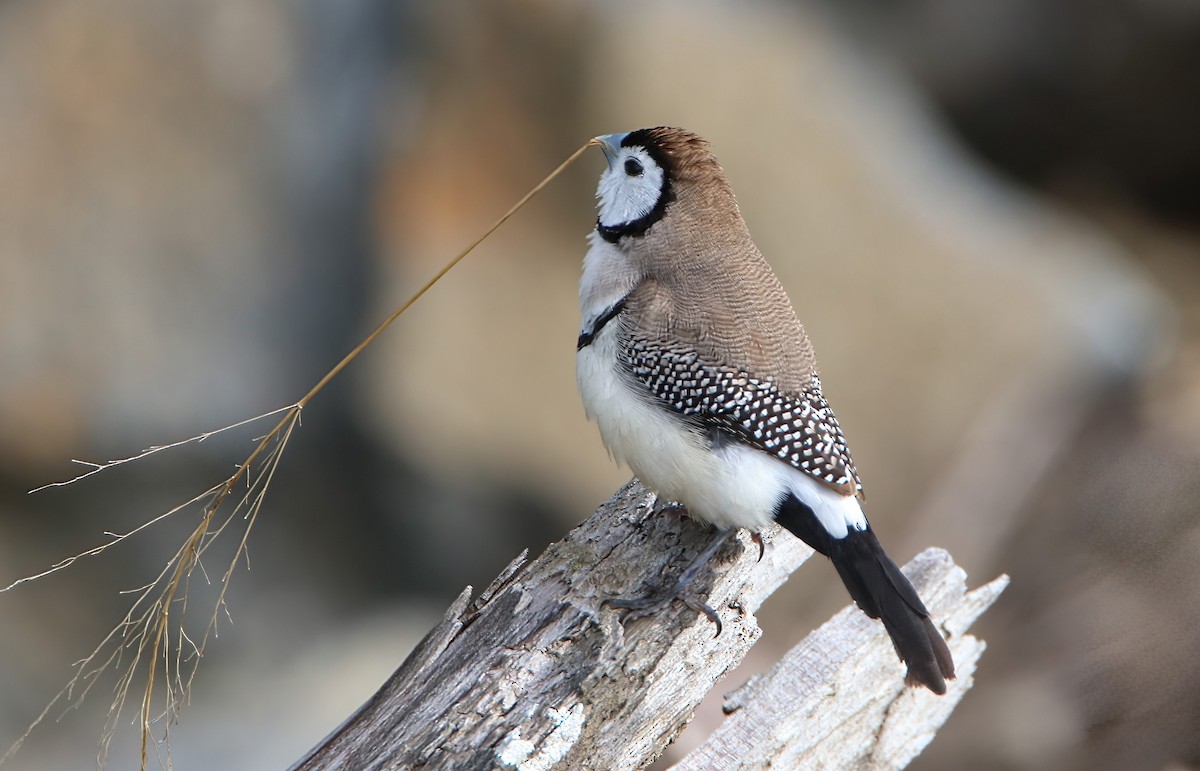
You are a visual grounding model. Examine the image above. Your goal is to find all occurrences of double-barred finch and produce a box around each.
[576,127,955,694]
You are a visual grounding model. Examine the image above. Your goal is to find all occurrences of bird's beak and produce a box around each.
[593,133,626,170]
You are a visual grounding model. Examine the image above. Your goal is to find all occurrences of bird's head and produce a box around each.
[592,127,726,244]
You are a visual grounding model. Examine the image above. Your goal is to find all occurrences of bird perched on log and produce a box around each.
[575,127,955,694]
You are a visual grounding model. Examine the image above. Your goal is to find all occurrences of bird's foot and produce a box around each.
[750,531,765,562]
[604,530,733,637]
[605,586,723,636]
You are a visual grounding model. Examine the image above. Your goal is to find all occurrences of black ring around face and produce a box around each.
[597,133,675,243]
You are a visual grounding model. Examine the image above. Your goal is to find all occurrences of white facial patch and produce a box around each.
[595,146,665,229]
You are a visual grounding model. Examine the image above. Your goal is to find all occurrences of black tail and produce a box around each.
[776,497,955,694]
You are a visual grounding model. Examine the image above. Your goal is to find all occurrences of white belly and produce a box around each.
[576,324,787,532]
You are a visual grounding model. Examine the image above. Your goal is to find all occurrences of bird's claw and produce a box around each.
[683,596,723,637]
[604,530,733,636]
[604,589,723,637]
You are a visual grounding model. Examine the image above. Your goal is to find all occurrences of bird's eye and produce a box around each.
[624,157,644,177]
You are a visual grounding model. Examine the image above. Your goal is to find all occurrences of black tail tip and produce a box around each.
[906,667,951,695]
[904,616,956,695]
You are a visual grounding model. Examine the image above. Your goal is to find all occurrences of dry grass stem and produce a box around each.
[1,139,596,769]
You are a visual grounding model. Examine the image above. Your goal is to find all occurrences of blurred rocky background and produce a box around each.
[0,0,1196,768]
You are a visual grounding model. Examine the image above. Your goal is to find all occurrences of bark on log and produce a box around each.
[293,481,1005,770]
[673,550,1008,770]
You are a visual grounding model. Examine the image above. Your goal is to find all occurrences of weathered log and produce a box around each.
[293,481,1004,770]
